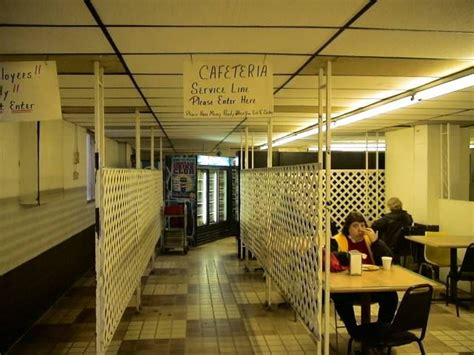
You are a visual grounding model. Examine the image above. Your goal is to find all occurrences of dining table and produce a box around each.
[327,264,443,324]
[405,234,473,301]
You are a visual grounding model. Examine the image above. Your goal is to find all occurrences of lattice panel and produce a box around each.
[325,170,385,229]
[96,168,162,354]
[241,164,321,337]
[240,167,386,338]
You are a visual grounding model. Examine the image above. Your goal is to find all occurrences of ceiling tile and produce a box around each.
[352,0,474,32]
[322,29,474,59]
[109,27,336,54]
[95,0,367,26]
[0,28,113,54]
[1,0,95,25]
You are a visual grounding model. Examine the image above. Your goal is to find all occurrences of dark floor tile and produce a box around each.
[65,286,96,297]
[119,340,137,351]
[74,307,96,323]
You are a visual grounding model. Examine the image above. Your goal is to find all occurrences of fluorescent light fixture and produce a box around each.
[308,143,386,152]
[259,71,474,150]
[259,127,320,150]
[416,74,474,101]
[333,96,416,128]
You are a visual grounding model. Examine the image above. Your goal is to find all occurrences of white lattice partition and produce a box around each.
[96,168,163,354]
[327,170,385,228]
[240,164,321,337]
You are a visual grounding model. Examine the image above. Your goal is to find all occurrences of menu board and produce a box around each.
[183,60,273,119]
[0,61,62,122]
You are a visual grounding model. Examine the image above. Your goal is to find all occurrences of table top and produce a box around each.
[405,235,473,248]
[327,265,443,293]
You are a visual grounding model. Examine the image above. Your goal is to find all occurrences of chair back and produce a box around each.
[391,284,433,339]
[459,243,474,275]
[424,231,450,267]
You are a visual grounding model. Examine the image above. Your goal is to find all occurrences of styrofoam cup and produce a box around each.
[382,256,392,271]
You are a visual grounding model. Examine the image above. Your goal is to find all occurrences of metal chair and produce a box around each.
[446,243,474,317]
[347,284,433,355]
[418,231,450,280]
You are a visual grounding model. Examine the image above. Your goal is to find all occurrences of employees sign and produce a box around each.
[183,60,273,118]
[0,61,62,122]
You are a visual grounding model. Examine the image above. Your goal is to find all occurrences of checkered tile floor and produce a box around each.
[8,237,474,354]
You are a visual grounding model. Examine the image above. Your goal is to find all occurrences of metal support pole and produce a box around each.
[317,67,324,354]
[365,132,369,214]
[266,116,273,308]
[245,127,249,170]
[267,117,273,168]
[323,61,332,355]
[160,137,163,171]
[243,132,250,267]
[150,127,155,169]
[135,110,141,169]
[240,133,244,171]
[94,60,105,355]
[376,132,379,204]
[251,134,255,169]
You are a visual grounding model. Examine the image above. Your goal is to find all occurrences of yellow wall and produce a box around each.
[0,120,126,275]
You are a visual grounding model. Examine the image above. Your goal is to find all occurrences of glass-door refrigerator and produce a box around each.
[196,156,237,245]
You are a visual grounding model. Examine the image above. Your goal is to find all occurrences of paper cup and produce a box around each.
[382,256,392,271]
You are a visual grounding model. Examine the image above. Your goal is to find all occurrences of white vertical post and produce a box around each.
[245,127,249,170]
[251,134,254,169]
[135,110,141,169]
[160,137,163,171]
[240,133,244,171]
[365,132,369,214]
[243,128,249,265]
[317,67,324,354]
[150,127,155,169]
[323,61,332,355]
[267,117,273,168]
[266,116,273,308]
[239,132,244,259]
[447,123,451,199]
[94,60,105,355]
[376,132,379,205]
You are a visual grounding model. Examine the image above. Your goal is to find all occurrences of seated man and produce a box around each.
[372,197,413,264]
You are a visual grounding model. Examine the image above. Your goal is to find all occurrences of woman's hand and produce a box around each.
[365,227,378,242]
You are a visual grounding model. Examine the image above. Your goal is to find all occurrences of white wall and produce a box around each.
[0,122,20,199]
[438,198,474,292]
[0,120,125,275]
[385,127,415,214]
[386,124,470,225]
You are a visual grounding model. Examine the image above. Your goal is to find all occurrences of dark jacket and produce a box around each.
[371,210,413,255]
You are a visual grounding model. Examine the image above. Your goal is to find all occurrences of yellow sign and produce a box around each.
[183,60,273,118]
[0,61,62,122]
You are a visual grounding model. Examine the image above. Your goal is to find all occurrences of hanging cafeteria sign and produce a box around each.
[183,60,273,118]
[0,61,62,122]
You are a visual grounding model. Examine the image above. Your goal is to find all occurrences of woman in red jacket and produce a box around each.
[331,211,398,338]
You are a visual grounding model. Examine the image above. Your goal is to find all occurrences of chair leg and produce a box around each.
[445,274,450,306]
[347,338,353,355]
[453,278,461,317]
[418,341,425,355]
[334,306,339,351]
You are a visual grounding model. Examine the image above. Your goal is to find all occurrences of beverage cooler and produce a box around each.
[195,156,239,245]
[165,154,239,247]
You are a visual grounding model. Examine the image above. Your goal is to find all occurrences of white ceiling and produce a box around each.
[1,0,473,154]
